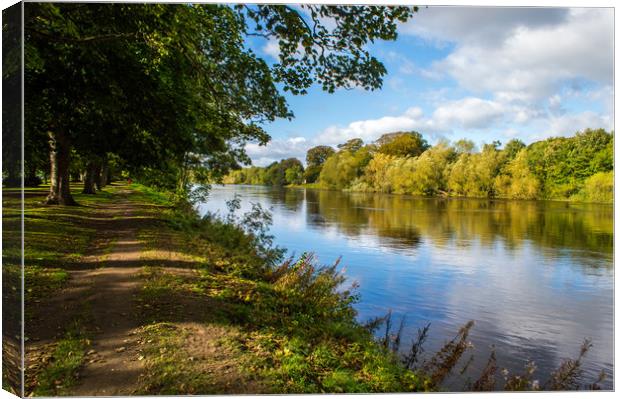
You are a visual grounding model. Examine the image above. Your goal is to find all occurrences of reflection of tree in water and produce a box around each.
[305,190,424,249]
[265,187,305,213]
[297,189,612,266]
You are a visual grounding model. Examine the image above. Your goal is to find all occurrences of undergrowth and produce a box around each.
[30,320,89,396]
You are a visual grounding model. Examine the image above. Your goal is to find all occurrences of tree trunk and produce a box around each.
[82,161,97,194]
[99,162,109,189]
[94,162,103,191]
[70,171,81,182]
[46,131,77,205]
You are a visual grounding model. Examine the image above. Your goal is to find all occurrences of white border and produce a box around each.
[0,1,616,399]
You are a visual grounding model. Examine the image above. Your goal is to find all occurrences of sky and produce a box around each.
[244,6,614,167]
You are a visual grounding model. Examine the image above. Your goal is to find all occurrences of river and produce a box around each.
[198,184,613,390]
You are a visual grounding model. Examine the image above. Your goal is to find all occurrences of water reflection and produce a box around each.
[199,185,613,390]
[301,189,612,262]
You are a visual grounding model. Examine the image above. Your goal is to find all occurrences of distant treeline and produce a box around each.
[224,129,613,203]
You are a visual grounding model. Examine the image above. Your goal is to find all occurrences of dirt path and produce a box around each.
[67,193,144,396]
[26,186,257,395]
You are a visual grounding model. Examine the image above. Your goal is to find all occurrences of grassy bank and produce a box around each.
[11,183,427,394]
[128,184,428,393]
[11,182,605,394]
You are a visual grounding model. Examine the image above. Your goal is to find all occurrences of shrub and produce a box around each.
[576,171,613,203]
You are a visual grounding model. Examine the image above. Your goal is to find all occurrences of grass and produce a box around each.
[134,322,220,395]
[2,185,108,319]
[2,183,124,395]
[30,323,89,396]
[128,189,428,394]
[135,323,202,394]
[9,182,605,394]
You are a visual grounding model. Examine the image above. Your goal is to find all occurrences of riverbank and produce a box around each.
[7,183,426,395]
[251,182,614,204]
[4,182,608,394]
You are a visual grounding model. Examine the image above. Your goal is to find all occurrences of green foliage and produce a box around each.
[285,164,304,185]
[405,142,455,196]
[306,145,336,167]
[503,139,526,160]
[337,138,365,153]
[241,5,417,94]
[525,129,613,199]
[265,162,287,187]
[226,129,612,203]
[302,145,336,183]
[303,165,323,184]
[574,171,613,203]
[447,143,507,198]
[319,145,373,189]
[23,3,416,203]
[363,153,397,193]
[494,150,540,200]
[225,158,305,187]
[377,131,429,158]
[364,129,612,202]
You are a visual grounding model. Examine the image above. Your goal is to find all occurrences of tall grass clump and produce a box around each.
[378,313,607,391]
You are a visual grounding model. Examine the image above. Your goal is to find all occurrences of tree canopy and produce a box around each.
[226,128,614,203]
[21,2,417,203]
[376,131,430,157]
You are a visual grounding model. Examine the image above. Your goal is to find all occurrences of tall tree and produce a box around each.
[305,145,335,183]
[306,145,336,167]
[24,3,417,205]
[337,138,364,153]
[376,131,429,157]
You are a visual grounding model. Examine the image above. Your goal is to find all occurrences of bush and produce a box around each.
[575,171,613,203]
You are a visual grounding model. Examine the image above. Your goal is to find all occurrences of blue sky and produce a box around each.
[245,6,614,166]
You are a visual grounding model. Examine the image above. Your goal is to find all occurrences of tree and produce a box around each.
[495,149,540,199]
[281,157,304,185]
[320,145,372,189]
[525,129,613,199]
[243,5,418,94]
[25,3,418,204]
[305,145,335,183]
[578,171,613,203]
[503,139,526,160]
[285,164,304,185]
[265,162,286,186]
[364,153,396,193]
[303,165,322,184]
[376,131,429,157]
[2,4,23,187]
[306,145,336,167]
[407,141,454,196]
[454,139,475,154]
[337,138,364,153]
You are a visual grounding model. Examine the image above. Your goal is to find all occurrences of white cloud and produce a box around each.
[245,136,308,166]
[262,39,280,59]
[403,6,570,47]
[313,106,444,147]
[543,111,612,138]
[246,98,612,165]
[432,8,613,102]
[432,97,505,129]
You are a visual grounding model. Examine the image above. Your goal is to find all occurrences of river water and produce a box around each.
[198,184,613,390]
